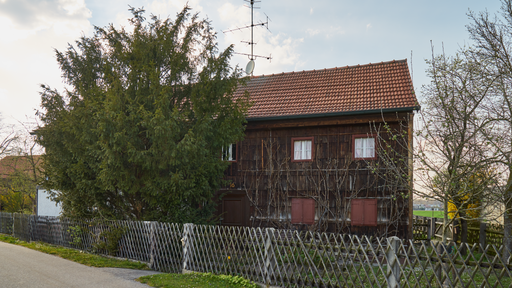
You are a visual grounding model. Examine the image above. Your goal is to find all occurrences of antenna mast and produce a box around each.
[251,0,254,61]
[223,0,272,75]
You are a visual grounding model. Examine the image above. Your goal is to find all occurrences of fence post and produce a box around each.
[264,227,275,287]
[46,216,50,243]
[182,223,195,272]
[387,236,401,288]
[29,215,34,242]
[149,221,157,270]
[430,218,437,240]
[12,213,15,238]
[427,218,432,241]
[460,219,467,255]
[452,219,459,243]
[479,222,487,252]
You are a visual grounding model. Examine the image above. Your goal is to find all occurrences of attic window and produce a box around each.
[222,143,237,162]
[352,134,376,160]
[291,137,314,162]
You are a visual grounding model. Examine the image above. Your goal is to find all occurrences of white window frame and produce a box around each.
[222,143,236,162]
[353,135,376,159]
[291,137,314,162]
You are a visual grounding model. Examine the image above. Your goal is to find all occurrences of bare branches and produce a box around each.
[466,0,512,259]
[240,127,411,238]
[0,119,17,158]
[414,45,502,243]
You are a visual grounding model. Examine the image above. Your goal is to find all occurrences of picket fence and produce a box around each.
[1,211,512,288]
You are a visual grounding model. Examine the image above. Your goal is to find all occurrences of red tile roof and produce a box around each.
[235,59,418,120]
[0,155,42,179]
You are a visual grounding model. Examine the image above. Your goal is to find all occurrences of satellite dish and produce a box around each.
[246,60,255,75]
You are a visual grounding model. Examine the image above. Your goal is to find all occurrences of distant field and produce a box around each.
[413,210,444,218]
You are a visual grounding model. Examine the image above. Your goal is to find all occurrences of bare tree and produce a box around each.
[368,113,414,239]
[415,48,498,243]
[0,119,44,213]
[467,0,512,258]
[0,115,17,158]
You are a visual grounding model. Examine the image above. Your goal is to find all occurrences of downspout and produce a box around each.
[267,129,272,221]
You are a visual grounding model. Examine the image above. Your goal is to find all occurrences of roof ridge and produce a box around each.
[249,59,408,79]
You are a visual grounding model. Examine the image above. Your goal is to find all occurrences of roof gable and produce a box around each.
[234,59,418,120]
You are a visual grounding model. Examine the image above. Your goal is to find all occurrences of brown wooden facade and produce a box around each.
[217,110,415,239]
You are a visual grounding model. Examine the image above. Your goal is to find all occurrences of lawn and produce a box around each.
[413,210,443,218]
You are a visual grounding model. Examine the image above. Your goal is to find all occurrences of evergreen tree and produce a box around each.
[36,6,250,222]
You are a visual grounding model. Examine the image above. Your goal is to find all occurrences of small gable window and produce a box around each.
[291,137,314,162]
[352,135,376,160]
[222,143,237,162]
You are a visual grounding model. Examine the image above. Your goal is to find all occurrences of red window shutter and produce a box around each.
[303,199,315,224]
[351,199,364,226]
[365,199,378,226]
[291,198,302,224]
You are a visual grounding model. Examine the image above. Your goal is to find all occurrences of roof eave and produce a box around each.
[246,106,421,122]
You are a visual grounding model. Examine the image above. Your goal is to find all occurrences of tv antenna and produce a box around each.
[223,0,272,75]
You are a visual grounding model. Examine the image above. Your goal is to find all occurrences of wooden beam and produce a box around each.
[246,112,410,130]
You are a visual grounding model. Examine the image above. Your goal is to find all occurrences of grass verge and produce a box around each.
[0,233,148,270]
[137,272,258,288]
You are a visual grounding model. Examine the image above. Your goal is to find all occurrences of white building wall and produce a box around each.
[36,188,62,217]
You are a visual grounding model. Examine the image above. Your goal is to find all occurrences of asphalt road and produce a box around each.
[0,241,161,288]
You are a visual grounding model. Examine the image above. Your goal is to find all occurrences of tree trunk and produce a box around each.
[443,198,449,244]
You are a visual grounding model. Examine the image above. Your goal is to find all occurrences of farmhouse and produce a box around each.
[217,59,419,239]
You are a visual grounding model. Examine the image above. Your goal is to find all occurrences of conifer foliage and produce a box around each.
[36,6,250,222]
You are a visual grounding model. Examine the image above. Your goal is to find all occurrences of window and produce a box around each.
[350,199,377,226]
[352,134,376,160]
[222,143,237,162]
[291,198,315,224]
[291,137,314,162]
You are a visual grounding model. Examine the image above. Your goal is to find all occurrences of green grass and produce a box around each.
[413,210,444,218]
[0,233,148,269]
[137,272,258,288]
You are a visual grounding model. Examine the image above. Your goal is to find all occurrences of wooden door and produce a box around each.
[221,192,249,226]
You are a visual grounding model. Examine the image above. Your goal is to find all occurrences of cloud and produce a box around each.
[325,26,345,38]
[150,0,204,17]
[304,25,345,39]
[310,8,313,15]
[218,2,250,27]
[0,0,91,31]
[366,23,372,31]
[0,0,93,125]
[225,29,304,74]
[217,2,304,74]
[306,29,320,36]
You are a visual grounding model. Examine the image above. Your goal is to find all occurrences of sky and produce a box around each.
[0,0,503,127]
